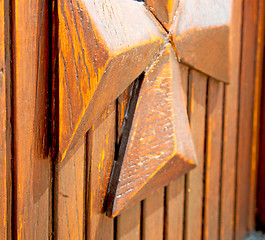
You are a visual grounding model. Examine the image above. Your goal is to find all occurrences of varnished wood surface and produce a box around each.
[185,70,207,240]
[13,1,51,239]
[220,0,242,238]
[142,188,164,240]
[171,0,232,83]
[86,105,115,240]
[204,79,224,240]
[0,2,6,236]
[235,0,259,239]
[57,141,85,239]
[59,0,166,162]
[0,0,262,239]
[144,0,178,31]
[164,64,189,240]
[116,204,141,240]
[116,85,141,240]
[0,1,11,238]
[107,45,196,217]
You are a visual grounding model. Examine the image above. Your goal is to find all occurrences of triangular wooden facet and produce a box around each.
[59,0,166,161]
[107,44,197,217]
[144,0,179,30]
[171,0,232,82]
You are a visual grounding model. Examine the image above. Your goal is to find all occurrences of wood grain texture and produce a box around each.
[142,188,164,240]
[171,0,232,83]
[0,1,11,238]
[235,0,259,238]
[116,85,141,240]
[144,0,178,31]
[220,0,242,238]
[57,141,85,240]
[86,104,115,240]
[164,64,188,240]
[107,45,196,217]
[185,70,207,240]
[13,0,51,239]
[59,0,166,162]
[116,204,141,240]
[204,79,224,240]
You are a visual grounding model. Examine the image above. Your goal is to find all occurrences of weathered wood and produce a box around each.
[164,64,188,240]
[220,0,242,238]
[13,0,51,238]
[235,0,259,238]
[185,70,207,240]
[86,104,115,240]
[107,45,196,217]
[57,141,85,239]
[144,0,178,31]
[59,0,166,162]
[142,188,164,240]
[171,0,232,83]
[204,79,224,240]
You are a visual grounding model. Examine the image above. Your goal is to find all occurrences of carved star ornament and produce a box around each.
[59,0,233,217]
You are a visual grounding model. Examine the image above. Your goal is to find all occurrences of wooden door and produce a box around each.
[0,0,264,239]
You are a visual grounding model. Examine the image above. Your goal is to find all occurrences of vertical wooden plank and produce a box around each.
[14,0,51,239]
[204,79,224,240]
[57,142,85,239]
[116,204,141,240]
[184,70,207,240]
[116,85,141,240]
[0,1,7,235]
[87,104,115,240]
[165,63,188,240]
[0,0,11,238]
[250,0,265,231]
[142,188,164,240]
[220,0,242,239]
[235,0,259,238]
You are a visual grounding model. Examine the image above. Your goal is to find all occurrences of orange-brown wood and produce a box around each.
[204,79,224,240]
[144,0,178,31]
[59,0,166,162]
[116,86,141,240]
[13,1,51,238]
[116,204,141,240]
[0,1,11,238]
[235,0,259,238]
[142,188,164,240]
[86,105,115,240]
[185,70,207,240]
[0,0,261,239]
[171,0,232,83]
[220,0,242,238]
[250,0,265,231]
[164,64,188,240]
[107,45,196,217]
[0,2,6,236]
[57,141,85,239]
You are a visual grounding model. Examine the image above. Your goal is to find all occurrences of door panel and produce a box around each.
[0,0,263,239]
